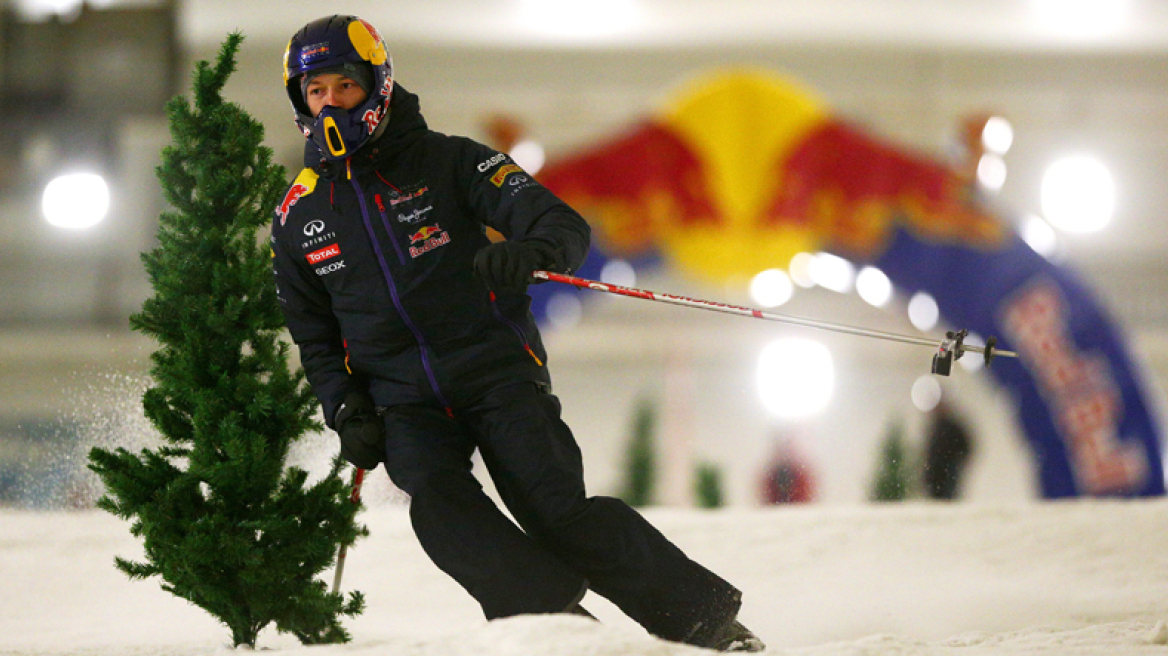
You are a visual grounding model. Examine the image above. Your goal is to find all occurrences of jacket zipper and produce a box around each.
[488,291,544,367]
[374,194,408,264]
[349,165,453,412]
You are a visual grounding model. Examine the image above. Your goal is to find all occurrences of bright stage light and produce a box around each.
[977,154,1007,192]
[518,0,641,40]
[982,116,1014,155]
[788,252,816,289]
[750,269,794,308]
[42,172,109,230]
[757,339,834,420]
[1041,154,1116,233]
[856,266,892,308]
[509,139,545,175]
[808,252,855,294]
[908,292,940,332]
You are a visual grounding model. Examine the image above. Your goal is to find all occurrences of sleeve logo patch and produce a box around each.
[490,164,524,187]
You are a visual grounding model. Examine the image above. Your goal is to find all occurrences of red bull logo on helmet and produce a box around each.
[299,42,330,65]
[351,19,389,66]
[407,224,450,258]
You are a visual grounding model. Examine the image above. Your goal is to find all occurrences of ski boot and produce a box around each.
[696,618,766,652]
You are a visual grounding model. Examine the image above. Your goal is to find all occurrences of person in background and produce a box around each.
[923,402,974,500]
[269,14,764,652]
[761,438,816,504]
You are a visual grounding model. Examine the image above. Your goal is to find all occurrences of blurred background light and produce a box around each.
[981,116,1014,155]
[509,138,546,174]
[958,333,987,372]
[855,266,893,308]
[545,292,583,329]
[750,268,794,308]
[599,258,637,287]
[976,153,1007,192]
[1020,213,1059,257]
[13,0,86,21]
[42,172,109,230]
[907,291,940,331]
[757,338,834,419]
[1041,154,1116,233]
[787,252,816,288]
[911,375,943,412]
[808,252,855,293]
[1030,0,1130,38]
[517,0,642,40]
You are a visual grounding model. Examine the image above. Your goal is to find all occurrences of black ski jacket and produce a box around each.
[271,84,590,426]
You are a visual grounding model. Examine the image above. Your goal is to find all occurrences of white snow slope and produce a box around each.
[3,499,1168,655]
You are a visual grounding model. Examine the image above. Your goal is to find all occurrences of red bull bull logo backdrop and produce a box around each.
[534,68,1163,498]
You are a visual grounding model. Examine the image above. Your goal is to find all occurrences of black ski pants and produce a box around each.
[379,381,741,643]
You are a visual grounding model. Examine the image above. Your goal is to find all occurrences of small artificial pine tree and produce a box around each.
[694,462,724,509]
[87,34,365,648]
[619,396,658,507]
[870,420,910,502]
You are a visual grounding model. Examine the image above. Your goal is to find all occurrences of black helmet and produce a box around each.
[283,15,394,160]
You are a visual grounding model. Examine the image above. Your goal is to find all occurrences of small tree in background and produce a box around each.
[88,34,365,648]
[870,419,911,502]
[694,462,724,509]
[619,396,658,507]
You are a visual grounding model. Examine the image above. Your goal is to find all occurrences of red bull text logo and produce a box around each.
[361,106,386,134]
[390,187,428,206]
[408,224,450,258]
[306,243,341,264]
[1001,280,1147,494]
[278,183,309,225]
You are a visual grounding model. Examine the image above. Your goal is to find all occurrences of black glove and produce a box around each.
[334,391,386,470]
[473,240,555,291]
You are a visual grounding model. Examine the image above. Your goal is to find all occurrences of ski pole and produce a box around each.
[532,270,1017,375]
[332,466,366,595]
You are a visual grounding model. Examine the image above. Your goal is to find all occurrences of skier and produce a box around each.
[270,14,764,652]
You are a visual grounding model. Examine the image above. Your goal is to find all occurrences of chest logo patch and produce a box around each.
[306,243,341,264]
[407,224,451,258]
[390,186,429,206]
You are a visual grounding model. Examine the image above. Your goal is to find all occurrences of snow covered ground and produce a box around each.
[3,496,1168,655]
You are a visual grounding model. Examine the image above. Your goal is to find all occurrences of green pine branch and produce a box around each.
[619,396,657,507]
[871,420,911,502]
[88,33,365,648]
